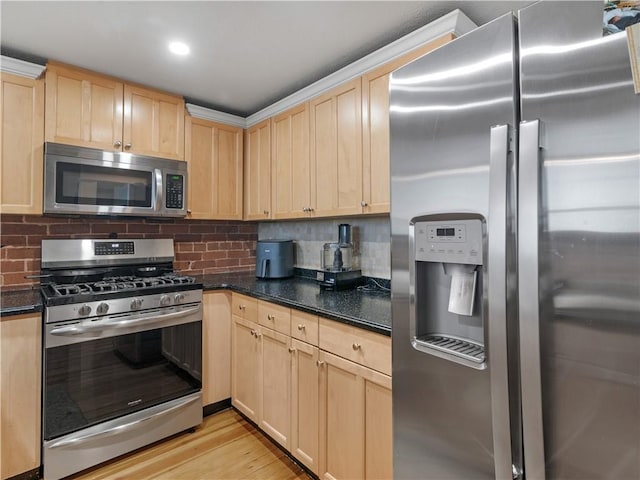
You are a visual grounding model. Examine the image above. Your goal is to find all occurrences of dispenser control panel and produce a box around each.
[413,218,483,265]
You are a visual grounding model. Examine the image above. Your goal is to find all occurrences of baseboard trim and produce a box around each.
[203,398,232,417]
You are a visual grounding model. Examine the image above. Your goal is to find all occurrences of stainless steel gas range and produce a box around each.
[39,238,203,480]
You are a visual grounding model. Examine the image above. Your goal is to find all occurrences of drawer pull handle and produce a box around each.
[352,343,361,351]
[316,360,325,367]
[297,324,306,330]
[288,347,295,353]
[268,314,275,321]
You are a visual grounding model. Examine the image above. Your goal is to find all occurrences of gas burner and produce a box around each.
[46,273,197,298]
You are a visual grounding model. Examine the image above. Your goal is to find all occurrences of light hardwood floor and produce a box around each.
[70,409,311,480]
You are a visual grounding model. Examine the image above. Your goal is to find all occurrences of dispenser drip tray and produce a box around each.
[415,334,485,364]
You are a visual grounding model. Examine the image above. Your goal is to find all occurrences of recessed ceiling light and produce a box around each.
[169,42,190,56]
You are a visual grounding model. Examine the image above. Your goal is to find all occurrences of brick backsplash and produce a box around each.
[0,215,257,290]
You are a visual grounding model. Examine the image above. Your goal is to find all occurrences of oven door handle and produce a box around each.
[48,393,200,448]
[50,304,202,336]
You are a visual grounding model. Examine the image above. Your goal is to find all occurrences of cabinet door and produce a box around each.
[45,62,123,151]
[271,103,311,219]
[185,116,243,220]
[318,350,365,480]
[310,78,363,218]
[0,73,44,214]
[365,375,393,480]
[202,291,231,406]
[123,84,185,160]
[244,119,271,220]
[260,327,292,449]
[231,315,261,422]
[361,33,454,215]
[291,338,319,475]
[318,350,393,480]
[0,314,41,479]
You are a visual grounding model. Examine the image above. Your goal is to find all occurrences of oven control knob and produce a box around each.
[174,293,185,303]
[78,304,91,317]
[130,298,143,310]
[96,303,109,315]
[160,295,171,306]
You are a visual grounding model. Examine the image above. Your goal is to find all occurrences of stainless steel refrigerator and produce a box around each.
[390,1,640,478]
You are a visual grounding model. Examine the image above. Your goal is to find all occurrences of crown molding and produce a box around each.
[0,55,46,79]
[185,103,246,128]
[245,9,476,127]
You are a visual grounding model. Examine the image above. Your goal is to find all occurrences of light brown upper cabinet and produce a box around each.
[310,78,363,218]
[244,119,272,220]
[185,116,243,220]
[271,103,311,219]
[361,33,456,215]
[0,73,44,215]
[45,62,184,160]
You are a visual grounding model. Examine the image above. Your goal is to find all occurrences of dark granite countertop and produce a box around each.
[0,288,43,317]
[0,274,391,336]
[196,272,391,336]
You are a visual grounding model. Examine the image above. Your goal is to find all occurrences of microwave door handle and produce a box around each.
[154,168,163,213]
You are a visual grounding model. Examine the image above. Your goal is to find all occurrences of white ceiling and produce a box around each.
[1,1,531,118]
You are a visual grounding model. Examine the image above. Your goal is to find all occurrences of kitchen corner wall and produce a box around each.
[259,216,391,279]
[0,215,257,290]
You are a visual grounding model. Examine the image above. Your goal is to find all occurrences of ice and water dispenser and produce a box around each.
[410,215,486,369]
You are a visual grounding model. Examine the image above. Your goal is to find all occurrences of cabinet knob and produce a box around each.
[187,209,192,214]
[308,207,314,212]
[361,201,368,207]
[113,140,122,148]
[239,304,245,311]
[297,324,306,331]
[263,210,269,215]
[250,329,256,337]
[255,331,262,338]
[267,314,275,321]
[288,347,295,353]
[124,143,132,150]
[352,343,361,351]
[302,207,308,212]
[316,360,325,367]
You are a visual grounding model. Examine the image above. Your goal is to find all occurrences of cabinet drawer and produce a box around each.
[258,300,291,335]
[232,293,258,321]
[319,318,391,375]
[291,310,319,346]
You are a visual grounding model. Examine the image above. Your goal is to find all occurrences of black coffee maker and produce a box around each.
[316,224,363,290]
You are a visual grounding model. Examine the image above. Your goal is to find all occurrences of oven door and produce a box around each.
[43,303,202,442]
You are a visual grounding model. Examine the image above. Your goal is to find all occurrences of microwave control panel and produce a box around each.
[414,219,483,265]
[165,174,184,209]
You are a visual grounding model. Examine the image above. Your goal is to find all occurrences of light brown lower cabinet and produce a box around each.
[231,295,392,480]
[231,315,261,422]
[290,338,320,474]
[202,291,231,406]
[231,314,292,450]
[318,350,392,480]
[0,313,42,480]
[259,327,291,449]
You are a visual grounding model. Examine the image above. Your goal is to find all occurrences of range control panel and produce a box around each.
[413,218,483,265]
[94,241,135,256]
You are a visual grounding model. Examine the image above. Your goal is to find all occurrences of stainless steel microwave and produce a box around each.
[44,142,188,217]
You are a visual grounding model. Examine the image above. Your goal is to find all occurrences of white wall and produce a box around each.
[258,216,390,279]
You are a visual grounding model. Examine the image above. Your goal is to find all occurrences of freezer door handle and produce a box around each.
[518,119,546,478]
[488,123,515,480]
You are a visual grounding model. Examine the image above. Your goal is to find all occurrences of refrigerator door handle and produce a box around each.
[518,119,546,479]
[488,123,515,480]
